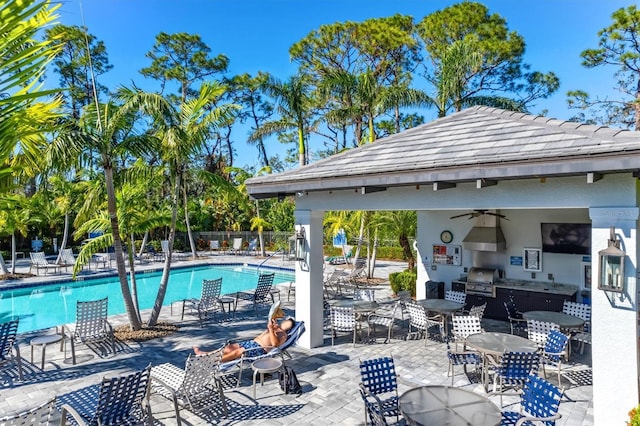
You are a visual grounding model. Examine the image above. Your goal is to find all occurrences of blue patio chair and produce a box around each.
[446,341,482,385]
[499,374,563,426]
[359,356,400,425]
[234,273,275,316]
[59,364,153,426]
[491,351,541,406]
[359,387,389,426]
[219,319,305,386]
[0,318,24,382]
[541,329,569,387]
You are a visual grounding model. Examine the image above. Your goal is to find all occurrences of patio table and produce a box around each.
[399,385,501,426]
[522,310,585,329]
[417,299,464,336]
[465,332,539,391]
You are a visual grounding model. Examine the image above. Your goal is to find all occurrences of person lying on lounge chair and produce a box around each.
[194,306,294,362]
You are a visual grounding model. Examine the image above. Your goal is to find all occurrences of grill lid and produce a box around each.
[467,267,499,285]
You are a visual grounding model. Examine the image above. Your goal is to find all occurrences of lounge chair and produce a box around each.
[181,277,224,327]
[219,319,305,386]
[58,248,77,272]
[151,351,227,426]
[62,297,116,365]
[60,365,153,426]
[246,238,258,256]
[231,238,243,255]
[234,273,276,316]
[0,318,24,382]
[29,252,60,275]
[209,240,220,252]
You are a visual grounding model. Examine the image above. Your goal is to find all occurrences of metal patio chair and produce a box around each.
[446,341,482,385]
[182,277,224,327]
[504,297,527,336]
[359,356,400,425]
[450,314,483,350]
[563,300,592,354]
[151,351,228,426]
[234,273,276,316]
[62,297,116,365]
[29,251,61,275]
[541,329,570,387]
[444,290,467,305]
[498,374,563,426]
[465,302,487,320]
[0,397,56,425]
[329,306,359,347]
[405,301,444,345]
[59,365,153,426]
[490,351,541,406]
[367,301,400,343]
[527,319,560,348]
[359,387,389,426]
[0,318,24,382]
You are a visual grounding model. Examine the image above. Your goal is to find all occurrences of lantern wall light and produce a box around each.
[598,226,625,292]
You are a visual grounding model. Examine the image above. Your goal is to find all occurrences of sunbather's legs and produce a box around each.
[193,342,247,362]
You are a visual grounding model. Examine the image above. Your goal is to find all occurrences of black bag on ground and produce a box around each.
[279,365,302,394]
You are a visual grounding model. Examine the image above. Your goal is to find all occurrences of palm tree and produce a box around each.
[371,210,417,270]
[0,0,62,187]
[0,194,31,275]
[251,74,313,166]
[49,99,157,330]
[120,81,237,326]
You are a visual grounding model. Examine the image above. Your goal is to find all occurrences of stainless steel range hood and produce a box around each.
[462,213,506,252]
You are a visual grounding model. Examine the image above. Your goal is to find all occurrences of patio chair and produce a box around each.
[396,290,412,321]
[504,297,527,336]
[62,297,116,365]
[359,356,400,425]
[231,238,243,255]
[359,387,389,426]
[465,302,487,320]
[563,300,592,354]
[0,318,24,382]
[58,248,78,272]
[182,278,224,327]
[234,273,276,316]
[0,397,56,425]
[444,290,466,305]
[354,287,376,302]
[367,301,400,343]
[246,238,258,255]
[329,306,359,347]
[161,239,187,261]
[450,314,483,350]
[490,351,541,406]
[144,245,163,262]
[59,365,153,426]
[323,268,346,297]
[151,351,228,426]
[209,240,220,252]
[527,319,560,348]
[405,301,444,345]
[29,251,61,275]
[219,319,305,386]
[541,329,569,387]
[498,374,563,426]
[446,341,481,385]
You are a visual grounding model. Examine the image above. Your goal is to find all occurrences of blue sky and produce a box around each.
[53,0,634,168]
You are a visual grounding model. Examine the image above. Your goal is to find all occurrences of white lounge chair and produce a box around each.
[29,252,60,275]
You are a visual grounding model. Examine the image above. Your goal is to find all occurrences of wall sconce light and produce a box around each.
[294,225,307,262]
[598,226,625,292]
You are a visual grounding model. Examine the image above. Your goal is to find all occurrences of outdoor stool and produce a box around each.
[30,333,63,370]
[251,357,283,399]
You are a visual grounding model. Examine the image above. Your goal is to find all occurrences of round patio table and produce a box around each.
[522,311,584,329]
[329,299,379,314]
[399,385,501,426]
[417,299,464,313]
[465,332,539,391]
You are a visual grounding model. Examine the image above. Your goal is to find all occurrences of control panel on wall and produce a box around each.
[432,244,462,266]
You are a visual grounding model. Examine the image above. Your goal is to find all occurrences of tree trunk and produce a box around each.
[55,213,70,264]
[354,212,366,262]
[298,127,305,166]
[399,233,415,270]
[147,171,180,326]
[255,200,266,257]
[129,233,141,322]
[8,234,15,275]
[105,166,141,330]
[138,231,148,258]
[369,231,378,279]
[183,184,198,258]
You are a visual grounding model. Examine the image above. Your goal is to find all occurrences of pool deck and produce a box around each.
[0,253,592,425]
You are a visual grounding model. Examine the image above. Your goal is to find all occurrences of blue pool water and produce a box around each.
[0,265,294,333]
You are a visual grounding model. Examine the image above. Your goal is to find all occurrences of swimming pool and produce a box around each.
[0,265,294,333]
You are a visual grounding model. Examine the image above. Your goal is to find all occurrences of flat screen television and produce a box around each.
[541,223,591,255]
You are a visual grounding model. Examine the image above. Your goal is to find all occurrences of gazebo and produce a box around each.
[245,106,640,424]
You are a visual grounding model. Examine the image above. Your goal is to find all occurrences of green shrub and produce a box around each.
[389,271,417,297]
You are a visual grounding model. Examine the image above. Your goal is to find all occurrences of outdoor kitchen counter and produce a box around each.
[495,279,577,296]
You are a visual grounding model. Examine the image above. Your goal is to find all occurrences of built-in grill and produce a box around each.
[465,267,499,297]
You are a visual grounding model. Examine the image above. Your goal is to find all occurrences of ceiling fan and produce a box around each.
[449,210,510,220]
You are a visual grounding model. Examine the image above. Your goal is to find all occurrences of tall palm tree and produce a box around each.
[49,100,157,330]
[120,81,237,326]
[0,194,31,275]
[371,210,417,270]
[251,74,313,166]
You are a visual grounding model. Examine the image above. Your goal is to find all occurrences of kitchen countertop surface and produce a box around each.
[455,277,578,296]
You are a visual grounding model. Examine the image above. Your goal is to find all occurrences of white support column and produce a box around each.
[294,209,324,349]
[590,207,639,424]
